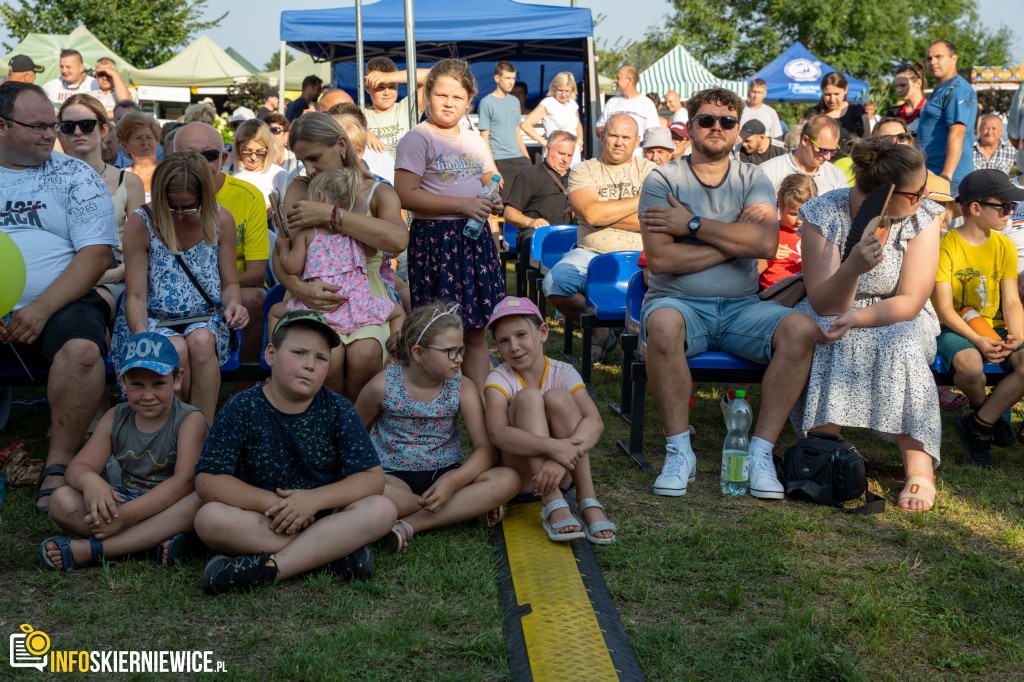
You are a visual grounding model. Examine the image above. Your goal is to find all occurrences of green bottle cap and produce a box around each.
[735,390,746,399]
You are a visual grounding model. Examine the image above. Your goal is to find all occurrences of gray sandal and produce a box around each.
[540,499,585,541]
[577,498,617,545]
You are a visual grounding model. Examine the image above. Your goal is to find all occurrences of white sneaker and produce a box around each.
[748,449,784,500]
[653,444,696,496]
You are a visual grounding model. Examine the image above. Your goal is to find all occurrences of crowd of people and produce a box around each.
[2,39,1023,591]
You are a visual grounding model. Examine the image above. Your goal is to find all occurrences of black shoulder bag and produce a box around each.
[782,432,885,514]
[141,206,238,352]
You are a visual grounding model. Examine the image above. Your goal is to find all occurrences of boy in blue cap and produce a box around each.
[40,332,208,570]
[194,309,396,594]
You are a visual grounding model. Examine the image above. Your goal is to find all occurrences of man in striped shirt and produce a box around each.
[973,115,1016,176]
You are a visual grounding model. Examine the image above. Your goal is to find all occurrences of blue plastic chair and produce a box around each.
[260,285,287,370]
[579,251,641,385]
[539,227,577,275]
[504,221,519,256]
[526,224,575,307]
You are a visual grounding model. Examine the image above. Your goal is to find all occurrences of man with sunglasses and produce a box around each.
[0,82,118,513]
[639,87,816,500]
[175,123,268,365]
[759,115,847,195]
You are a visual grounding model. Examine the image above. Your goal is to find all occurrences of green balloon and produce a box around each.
[0,231,26,318]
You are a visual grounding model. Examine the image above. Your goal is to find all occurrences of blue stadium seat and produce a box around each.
[260,285,287,370]
[579,251,640,385]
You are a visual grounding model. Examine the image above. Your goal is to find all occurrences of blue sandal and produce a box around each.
[35,465,67,514]
[38,535,103,571]
[155,533,188,566]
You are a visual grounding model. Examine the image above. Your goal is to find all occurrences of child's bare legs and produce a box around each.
[504,388,580,535]
[463,328,490,390]
[976,352,1024,423]
[387,301,405,337]
[394,277,412,314]
[384,468,519,545]
[43,489,203,568]
[951,349,988,407]
[193,495,397,580]
[544,390,612,539]
[344,338,383,403]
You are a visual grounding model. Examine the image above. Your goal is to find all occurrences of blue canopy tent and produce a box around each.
[750,42,869,102]
[280,0,597,153]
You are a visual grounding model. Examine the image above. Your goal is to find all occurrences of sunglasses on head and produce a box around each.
[976,201,1019,216]
[693,114,739,130]
[198,149,222,162]
[58,119,99,135]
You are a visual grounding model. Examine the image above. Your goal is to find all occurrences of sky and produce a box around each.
[1,0,1020,73]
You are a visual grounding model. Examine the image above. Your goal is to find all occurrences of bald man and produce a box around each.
[595,65,660,156]
[174,123,267,363]
[317,86,354,112]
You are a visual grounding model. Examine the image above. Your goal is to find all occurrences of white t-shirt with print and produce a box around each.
[758,152,849,196]
[41,76,101,108]
[0,153,117,310]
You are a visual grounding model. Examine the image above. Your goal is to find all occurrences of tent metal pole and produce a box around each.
[585,36,598,159]
[279,41,286,114]
[404,0,418,131]
[356,0,365,108]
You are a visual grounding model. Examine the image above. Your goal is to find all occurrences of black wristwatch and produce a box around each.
[688,215,702,242]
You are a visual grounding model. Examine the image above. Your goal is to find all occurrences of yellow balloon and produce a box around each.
[0,231,26,318]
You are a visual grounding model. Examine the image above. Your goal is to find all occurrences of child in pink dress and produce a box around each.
[275,168,397,334]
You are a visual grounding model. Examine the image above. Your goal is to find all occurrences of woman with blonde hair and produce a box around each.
[117,112,162,200]
[183,102,216,125]
[275,112,408,398]
[112,151,248,424]
[520,71,583,166]
[58,94,145,316]
[227,118,288,207]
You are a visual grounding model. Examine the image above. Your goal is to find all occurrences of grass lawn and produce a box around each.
[2,316,1024,680]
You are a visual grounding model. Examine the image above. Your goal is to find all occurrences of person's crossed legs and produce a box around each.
[643,296,815,498]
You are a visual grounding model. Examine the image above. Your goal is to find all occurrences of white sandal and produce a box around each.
[540,499,585,542]
[578,498,617,545]
[385,520,414,553]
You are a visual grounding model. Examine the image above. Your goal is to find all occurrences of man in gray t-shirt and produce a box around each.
[638,88,816,502]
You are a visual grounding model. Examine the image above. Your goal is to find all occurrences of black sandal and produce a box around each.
[35,464,67,514]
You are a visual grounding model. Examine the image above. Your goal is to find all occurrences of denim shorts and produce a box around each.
[541,248,597,298]
[113,486,148,505]
[641,295,798,365]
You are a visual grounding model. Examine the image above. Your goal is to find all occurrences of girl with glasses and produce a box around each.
[354,301,520,554]
[58,94,145,322]
[795,137,945,512]
[111,151,248,425]
[227,119,288,210]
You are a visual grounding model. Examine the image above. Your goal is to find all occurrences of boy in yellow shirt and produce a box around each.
[933,170,1024,467]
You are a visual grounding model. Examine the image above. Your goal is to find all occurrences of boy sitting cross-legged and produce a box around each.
[40,332,208,570]
[933,169,1024,468]
[193,310,397,594]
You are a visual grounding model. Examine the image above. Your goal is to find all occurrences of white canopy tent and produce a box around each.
[638,45,747,100]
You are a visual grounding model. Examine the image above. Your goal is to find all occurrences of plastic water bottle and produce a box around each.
[463,174,502,239]
[720,389,752,495]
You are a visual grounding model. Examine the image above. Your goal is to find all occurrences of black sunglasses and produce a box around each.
[198,149,223,162]
[879,132,912,144]
[976,201,1019,217]
[693,114,739,130]
[269,126,284,135]
[58,119,99,135]
[893,181,929,204]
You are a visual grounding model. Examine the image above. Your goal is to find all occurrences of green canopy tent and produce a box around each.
[225,48,259,76]
[128,36,252,88]
[254,53,332,93]
[637,45,747,100]
[1,25,134,85]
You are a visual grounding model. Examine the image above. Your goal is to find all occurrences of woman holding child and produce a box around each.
[276,113,408,398]
[796,137,944,511]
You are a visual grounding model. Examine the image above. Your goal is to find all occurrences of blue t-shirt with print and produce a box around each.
[917,75,977,187]
[196,385,380,491]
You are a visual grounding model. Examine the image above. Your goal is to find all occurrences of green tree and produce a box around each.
[263,50,295,73]
[646,0,1012,83]
[0,0,226,69]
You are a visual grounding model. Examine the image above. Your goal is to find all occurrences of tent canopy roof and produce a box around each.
[638,45,748,100]
[128,36,252,87]
[257,53,333,91]
[280,0,593,64]
[749,42,869,102]
[1,25,134,86]
[224,48,259,75]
